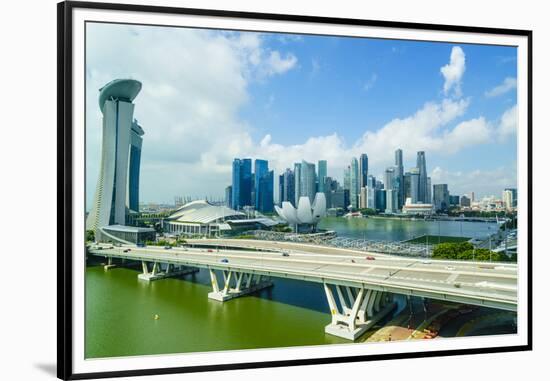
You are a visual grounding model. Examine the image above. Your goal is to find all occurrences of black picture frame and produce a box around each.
[57,1,533,379]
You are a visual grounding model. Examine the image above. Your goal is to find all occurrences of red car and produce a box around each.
[366,256,376,260]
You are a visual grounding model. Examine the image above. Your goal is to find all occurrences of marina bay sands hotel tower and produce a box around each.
[86,79,144,232]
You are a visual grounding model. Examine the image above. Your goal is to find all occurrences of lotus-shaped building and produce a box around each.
[275,193,327,231]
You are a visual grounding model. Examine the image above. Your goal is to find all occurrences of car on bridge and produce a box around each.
[220,258,229,263]
[366,256,375,260]
[164,246,172,250]
[282,252,289,257]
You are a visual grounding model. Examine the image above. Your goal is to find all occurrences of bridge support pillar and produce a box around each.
[208,270,272,302]
[138,261,198,281]
[103,257,116,271]
[324,283,396,341]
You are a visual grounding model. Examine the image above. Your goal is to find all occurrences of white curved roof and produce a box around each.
[168,200,245,224]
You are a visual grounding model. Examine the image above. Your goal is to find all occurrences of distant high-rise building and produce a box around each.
[231,158,252,210]
[317,160,327,192]
[427,177,432,205]
[359,187,367,208]
[294,162,302,207]
[416,151,428,203]
[254,159,268,210]
[376,189,386,212]
[395,149,404,208]
[359,154,369,187]
[384,167,395,191]
[344,165,351,191]
[299,160,316,203]
[403,172,412,200]
[385,189,398,213]
[409,168,420,204]
[433,184,450,212]
[86,79,143,232]
[350,158,359,209]
[257,170,274,213]
[281,168,295,206]
[449,195,460,206]
[460,195,471,207]
[503,189,514,211]
[225,186,232,208]
[470,192,475,204]
[504,188,518,207]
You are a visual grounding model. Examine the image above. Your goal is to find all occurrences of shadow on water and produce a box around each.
[102,260,329,314]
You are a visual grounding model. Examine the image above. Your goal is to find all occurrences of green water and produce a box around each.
[85,265,346,358]
[86,217,499,358]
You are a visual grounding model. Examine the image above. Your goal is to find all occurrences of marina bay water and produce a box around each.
[318,216,499,241]
[86,217,500,358]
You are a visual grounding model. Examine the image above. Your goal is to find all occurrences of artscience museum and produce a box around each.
[275,193,327,232]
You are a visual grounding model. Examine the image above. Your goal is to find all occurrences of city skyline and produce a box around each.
[86,23,517,206]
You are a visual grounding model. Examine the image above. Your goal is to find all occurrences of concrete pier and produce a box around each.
[323,285,396,340]
[138,262,199,282]
[207,270,273,302]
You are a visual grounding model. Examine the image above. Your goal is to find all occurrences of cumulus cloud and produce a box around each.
[430,165,517,197]
[263,51,298,76]
[440,46,466,97]
[485,77,517,98]
[497,104,518,141]
[86,24,297,204]
[86,29,515,203]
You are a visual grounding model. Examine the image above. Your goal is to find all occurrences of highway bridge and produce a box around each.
[88,239,517,340]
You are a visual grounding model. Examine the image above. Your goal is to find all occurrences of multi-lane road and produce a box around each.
[88,238,517,311]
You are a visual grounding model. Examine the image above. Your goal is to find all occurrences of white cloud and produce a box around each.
[263,51,298,76]
[485,77,517,98]
[363,73,377,91]
[430,165,517,198]
[86,28,515,204]
[440,46,466,97]
[497,104,518,141]
[86,24,297,204]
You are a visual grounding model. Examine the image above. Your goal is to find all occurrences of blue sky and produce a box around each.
[86,23,517,205]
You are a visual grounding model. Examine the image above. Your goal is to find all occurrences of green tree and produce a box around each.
[359,208,377,216]
[86,230,95,242]
[432,242,474,260]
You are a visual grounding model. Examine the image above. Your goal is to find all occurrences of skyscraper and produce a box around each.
[257,170,274,213]
[86,79,143,232]
[394,149,404,208]
[359,154,369,187]
[254,159,268,210]
[427,177,432,205]
[225,186,232,208]
[384,167,395,191]
[281,168,295,206]
[350,157,359,209]
[300,160,316,203]
[503,189,514,211]
[317,160,327,192]
[231,158,252,210]
[385,189,398,213]
[416,151,428,203]
[504,188,518,207]
[294,162,302,207]
[433,184,450,212]
[409,168,420,204]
